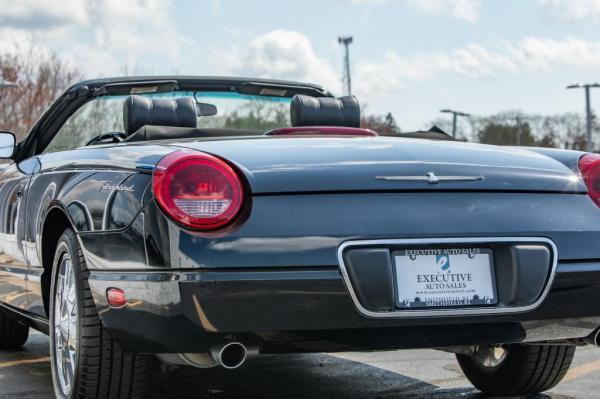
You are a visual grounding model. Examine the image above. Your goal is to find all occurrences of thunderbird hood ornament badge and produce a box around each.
[376,172,484,184]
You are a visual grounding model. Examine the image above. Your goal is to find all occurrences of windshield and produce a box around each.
[43,91,292,153]
[193,92,291,130]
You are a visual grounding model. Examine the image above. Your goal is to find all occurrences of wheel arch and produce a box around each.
[40,205,74,317]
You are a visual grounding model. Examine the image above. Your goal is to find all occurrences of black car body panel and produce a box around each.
[85,261,600,353]
[1,76,600,358]
[174,137,587,193]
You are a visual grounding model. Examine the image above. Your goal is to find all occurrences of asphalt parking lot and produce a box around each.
[2,331,600,398]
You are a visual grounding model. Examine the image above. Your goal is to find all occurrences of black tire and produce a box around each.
[457,343,575,396]
[49,228,154,399]
[0,311,29,349]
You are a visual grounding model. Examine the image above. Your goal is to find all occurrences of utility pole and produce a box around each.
[338,36,353,96]
[440,109,470,139]
[0,75,17,90]
[566,83,600,152]
[0,77,17,101]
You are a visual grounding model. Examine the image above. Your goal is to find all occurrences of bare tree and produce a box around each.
[460,111,597,150]
[0,43,82,140]
[361,112,401,136]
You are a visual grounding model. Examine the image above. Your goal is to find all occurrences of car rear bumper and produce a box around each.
[88,259,600,353]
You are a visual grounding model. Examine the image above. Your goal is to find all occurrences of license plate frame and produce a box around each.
[393,247,498,310]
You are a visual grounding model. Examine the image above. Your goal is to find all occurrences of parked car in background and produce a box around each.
[0,76,599,398]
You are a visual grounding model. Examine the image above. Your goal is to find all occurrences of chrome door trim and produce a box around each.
[337,237,558,318]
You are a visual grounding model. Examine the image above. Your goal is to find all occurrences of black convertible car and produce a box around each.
[1,76,600,398]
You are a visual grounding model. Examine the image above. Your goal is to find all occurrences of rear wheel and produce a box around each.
[0,311,29,349]
[49,228,154,399]
[457,343,575,396]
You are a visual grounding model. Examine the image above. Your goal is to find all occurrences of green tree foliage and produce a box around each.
[478,121,537,146]
[222,104,289,131]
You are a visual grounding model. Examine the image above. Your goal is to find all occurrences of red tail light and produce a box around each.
[579,153,600,208]
[153,151,245,230]
[106,288,127,308]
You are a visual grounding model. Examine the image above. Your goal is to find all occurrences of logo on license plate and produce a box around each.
[436,254,450,271]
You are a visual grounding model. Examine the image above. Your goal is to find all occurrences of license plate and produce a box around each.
[394,248,497,309]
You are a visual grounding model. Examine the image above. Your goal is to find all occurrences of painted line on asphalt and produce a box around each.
[563,359,600,382]
[0,357,50,368]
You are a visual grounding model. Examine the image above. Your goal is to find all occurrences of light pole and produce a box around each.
[0,78,17,103]
[440,109,470,139]
[566,83,600,152]
[0,78,17,90]
[338,36,353,96]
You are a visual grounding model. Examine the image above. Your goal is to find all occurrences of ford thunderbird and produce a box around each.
[0,76,599,398]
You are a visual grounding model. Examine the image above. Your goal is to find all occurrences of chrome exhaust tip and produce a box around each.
[157,340,255,369]
[211,341,248,369]
[585,329,600,347]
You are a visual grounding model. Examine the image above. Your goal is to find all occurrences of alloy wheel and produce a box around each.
[53,253,78,396]
[471,345,508,369]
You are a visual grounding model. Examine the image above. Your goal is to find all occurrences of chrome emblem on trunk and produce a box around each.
[375,172,484,184]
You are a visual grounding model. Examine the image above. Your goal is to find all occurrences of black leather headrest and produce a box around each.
[123,95,197,135]
[290,95,360,127]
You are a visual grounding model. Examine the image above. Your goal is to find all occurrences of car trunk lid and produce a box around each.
[171,136,585,194]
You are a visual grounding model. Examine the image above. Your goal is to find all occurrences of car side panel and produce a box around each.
[0,163,32,311]
[20,146,166,318]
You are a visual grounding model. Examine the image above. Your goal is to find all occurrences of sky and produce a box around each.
[1,0,600,131]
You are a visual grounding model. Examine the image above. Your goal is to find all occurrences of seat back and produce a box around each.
[123,95,197,135]
[290,95,360,127]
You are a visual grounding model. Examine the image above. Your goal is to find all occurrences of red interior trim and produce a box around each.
[265,126,378,137]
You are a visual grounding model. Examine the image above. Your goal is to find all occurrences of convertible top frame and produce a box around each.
[15,76,332,162]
